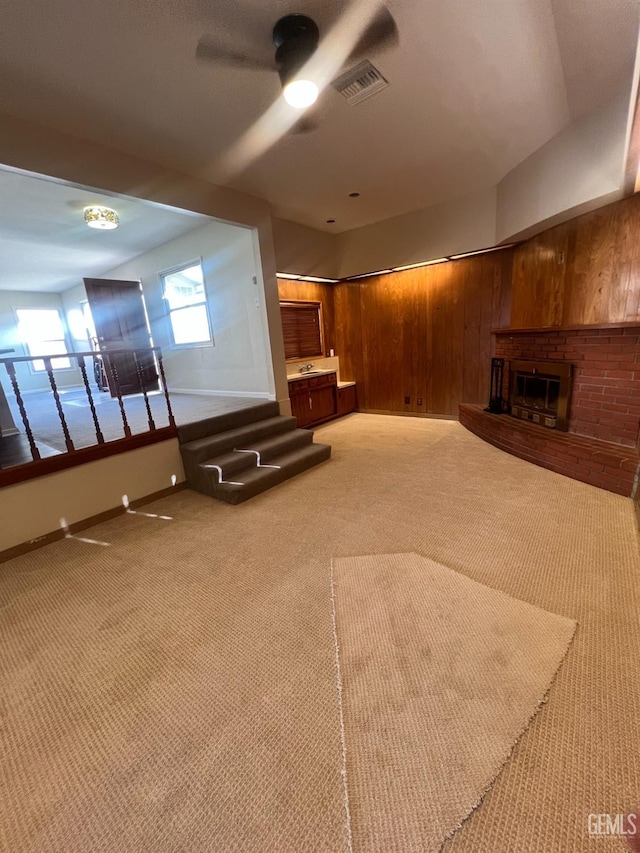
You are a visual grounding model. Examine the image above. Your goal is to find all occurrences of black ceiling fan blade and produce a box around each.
[349,6,399,59]
[196,36,275,71]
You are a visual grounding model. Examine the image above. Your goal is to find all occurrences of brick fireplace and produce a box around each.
[459,326,640,496]
[496,327,640,447]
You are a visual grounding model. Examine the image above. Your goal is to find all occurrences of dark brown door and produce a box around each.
[84,278,159,397]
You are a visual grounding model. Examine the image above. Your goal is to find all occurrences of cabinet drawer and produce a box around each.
[289,378,309,392]
[309,372,336,388]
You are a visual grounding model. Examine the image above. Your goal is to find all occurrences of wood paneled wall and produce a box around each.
[277,278,336,357]
[334,253,512,416]
[279,194,640,418]
[511,194,640,329]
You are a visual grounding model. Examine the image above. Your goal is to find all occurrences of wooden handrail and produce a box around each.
[0,346,165,363]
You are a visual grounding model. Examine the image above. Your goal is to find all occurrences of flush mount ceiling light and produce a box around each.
[83,206,119,230]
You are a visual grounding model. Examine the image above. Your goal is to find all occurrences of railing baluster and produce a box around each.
[77,355,105,444]
[156,350,176,429]
[103,353,132,438]
[45,357,75,453]
[5,360,40,461]
[0,346,175,471]
[133,350,156,431]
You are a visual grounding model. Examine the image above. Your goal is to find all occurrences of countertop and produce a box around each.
[287,370,355,389]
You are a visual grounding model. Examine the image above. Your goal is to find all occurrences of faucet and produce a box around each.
[299,362,315,374]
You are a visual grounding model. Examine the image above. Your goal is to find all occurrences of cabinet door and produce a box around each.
[337,385,356,415]
[309,385,337,423]
[291,392,312,427]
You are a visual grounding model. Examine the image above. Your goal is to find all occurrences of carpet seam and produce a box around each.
[329,557,354,853]
[437,617,579,852]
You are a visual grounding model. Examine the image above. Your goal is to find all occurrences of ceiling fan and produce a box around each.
[196,6,398,118]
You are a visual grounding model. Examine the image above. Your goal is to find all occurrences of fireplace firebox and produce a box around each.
[509,359,572,431]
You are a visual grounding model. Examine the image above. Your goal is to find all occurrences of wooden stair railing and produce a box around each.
[0,346,177,480]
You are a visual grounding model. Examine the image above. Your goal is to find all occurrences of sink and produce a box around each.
[289,369,335,380]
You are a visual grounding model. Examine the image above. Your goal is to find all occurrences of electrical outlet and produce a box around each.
[417,397,423,406]
[404,396,410,404]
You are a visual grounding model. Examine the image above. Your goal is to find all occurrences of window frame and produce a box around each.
[159,258,214,350]
[279,300,325,362]
[13,306,74,373]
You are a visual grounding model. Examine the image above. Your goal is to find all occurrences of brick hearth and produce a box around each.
[459,404,638,496]
[459,325,640,496]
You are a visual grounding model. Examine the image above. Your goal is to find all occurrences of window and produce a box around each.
[160,261,212,347]
[16,308,71,371]
[280,301,324,360]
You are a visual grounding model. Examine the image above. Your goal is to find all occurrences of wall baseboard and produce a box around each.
[0,483,187,564]
[5,384,84,397]
[170,388,275,400]
[357,409,459,421]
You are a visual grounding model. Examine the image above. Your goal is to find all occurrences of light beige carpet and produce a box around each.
[1,415,639,851]
[332,553,577,853]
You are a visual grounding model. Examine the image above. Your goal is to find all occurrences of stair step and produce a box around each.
[197,442,331,504]
[233,428,314,464]
[199,429,314,479]
[177,401,280,444]
[180,415,297,467]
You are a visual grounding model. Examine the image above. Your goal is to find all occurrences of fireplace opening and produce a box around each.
[509,359,571,430]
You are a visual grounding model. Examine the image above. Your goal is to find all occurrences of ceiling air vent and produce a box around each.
[331,60,389,105]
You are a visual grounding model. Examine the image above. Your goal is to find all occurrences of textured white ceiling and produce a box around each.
[0,170,209,292]
[0,0,636,233]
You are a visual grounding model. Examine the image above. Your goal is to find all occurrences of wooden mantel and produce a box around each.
[492,320,640,335]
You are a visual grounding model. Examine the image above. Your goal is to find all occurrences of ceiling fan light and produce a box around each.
[83,206,119,230]
[283,79,319,109]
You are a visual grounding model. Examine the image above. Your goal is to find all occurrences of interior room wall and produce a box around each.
[0,438,185,552]
[0,111,291,414]
[509,192,640,329]
[272,219,339,279]
[335,187,498,279]
[277,278,336,358]
[333,251,513,417]
[496,93,629,244]
[62,220,275,398]
[270,96,633,283]
[0,290,81,394]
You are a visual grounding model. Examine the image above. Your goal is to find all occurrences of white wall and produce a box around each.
[271,94,632,280]
[496,93,629,242]
[272,218,339,279]
[0,290,81,394]
[63,219,275,398]
[0,439,185,551]
[335,187,498,278]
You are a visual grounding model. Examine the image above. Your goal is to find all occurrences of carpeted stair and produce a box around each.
[178,401,331,504]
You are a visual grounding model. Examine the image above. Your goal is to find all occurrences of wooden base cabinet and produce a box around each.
[289,372,338,427]
[289,373,358,427]
[337,384,357,416]
[290,387,315,427]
